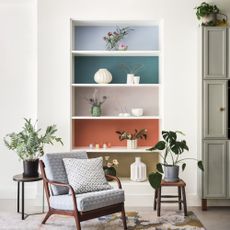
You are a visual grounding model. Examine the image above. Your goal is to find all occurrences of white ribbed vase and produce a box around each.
[127,139,137,149]
[130,157,147,182]
[94,68,112,84]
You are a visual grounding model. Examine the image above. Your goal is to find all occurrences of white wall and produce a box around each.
[37,0,230,206]
[0,0,37,198]
[1,0,230,205]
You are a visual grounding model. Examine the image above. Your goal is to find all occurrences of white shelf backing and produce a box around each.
[72,116,160,120]
[73,146,154,153]
[72,50,160,57]
[73,87,159,117]
[72,83,160,88]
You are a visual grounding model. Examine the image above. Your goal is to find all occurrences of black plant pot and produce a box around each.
[23,159,39,178]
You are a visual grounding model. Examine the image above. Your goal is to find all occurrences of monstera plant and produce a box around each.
[148,131,204,189]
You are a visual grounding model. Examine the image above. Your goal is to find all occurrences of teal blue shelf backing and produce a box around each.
[74,56,159,84]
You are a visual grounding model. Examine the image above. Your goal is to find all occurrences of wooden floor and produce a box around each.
[0,199,230,230]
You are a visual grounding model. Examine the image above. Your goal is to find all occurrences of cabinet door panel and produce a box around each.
[203,80,227,138]
[203,140,227,198]
[203,27,227,79]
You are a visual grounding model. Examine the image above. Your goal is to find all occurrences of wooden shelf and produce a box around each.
[71,83,160,88]
[72,50,160,57]
[72,146,154,153]
[72,116,160,120]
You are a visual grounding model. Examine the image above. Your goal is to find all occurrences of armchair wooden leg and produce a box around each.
[73,212,81,230]
[42,210,53,224]
[121,204,127,230]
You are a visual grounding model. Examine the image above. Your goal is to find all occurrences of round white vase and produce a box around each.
[130,157,147,182]
[94,68,112,84]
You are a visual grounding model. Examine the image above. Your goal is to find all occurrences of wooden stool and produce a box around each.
[154,179,187,216]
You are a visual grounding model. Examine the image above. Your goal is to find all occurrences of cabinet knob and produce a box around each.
[220,107,225,111]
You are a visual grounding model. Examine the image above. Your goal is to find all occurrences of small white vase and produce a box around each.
[127,74,134,84]
[94,68,112,84]
[130,157,147,182]
[127,139,137,149]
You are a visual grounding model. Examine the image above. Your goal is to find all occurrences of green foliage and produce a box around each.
[4,118,63,160]
[116,128,147,141]
[147,130,204,188]
[194,2,219,20]
[148,171,162,189]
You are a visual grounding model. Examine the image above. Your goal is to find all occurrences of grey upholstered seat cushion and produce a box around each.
[49,188,124,212]
[43,152,87,195]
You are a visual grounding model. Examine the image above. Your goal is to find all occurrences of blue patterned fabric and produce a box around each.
[49,189,124,212]
[43,152,87,195]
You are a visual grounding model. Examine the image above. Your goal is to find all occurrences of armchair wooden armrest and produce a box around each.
[105,175,122,189]
[43,178,76,196]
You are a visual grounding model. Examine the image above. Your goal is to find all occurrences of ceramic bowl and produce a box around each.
[131,108,143,117]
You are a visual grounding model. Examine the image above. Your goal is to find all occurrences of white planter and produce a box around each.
[127,139,137,149]
[201,13,217,25]
[130,157,147,182]
[127,74,134,84]
[94,68,112,84]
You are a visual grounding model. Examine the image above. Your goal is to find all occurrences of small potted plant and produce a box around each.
[103,26,133,51]
[194,2,220,26]
[103,156,119,181]
[116,128,147,149]
[4,118,63,177]
[85,89,107,117]
[147,130,204,189]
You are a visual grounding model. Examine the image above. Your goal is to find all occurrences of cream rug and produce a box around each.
[0,210,205,230]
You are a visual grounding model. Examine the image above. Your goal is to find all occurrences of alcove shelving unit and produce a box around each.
[70,20,162,186]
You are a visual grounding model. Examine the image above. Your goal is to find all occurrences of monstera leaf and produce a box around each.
[148,172,162,189]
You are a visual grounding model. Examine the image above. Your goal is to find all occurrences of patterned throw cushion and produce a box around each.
[63,157,112,194]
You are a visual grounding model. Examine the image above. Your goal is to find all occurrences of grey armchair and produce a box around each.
[39,152,127,230]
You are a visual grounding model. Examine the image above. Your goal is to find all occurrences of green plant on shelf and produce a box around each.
[103,26,133,51]
[116,128,147,140]
[85,89,107,117]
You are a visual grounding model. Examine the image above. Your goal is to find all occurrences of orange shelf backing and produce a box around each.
[72,119,159,148]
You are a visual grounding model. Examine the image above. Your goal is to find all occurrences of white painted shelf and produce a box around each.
[71,116,160,120]
[72,83,160,88]
[109,177,150,186]
[73,146,153,153]
[72,50,160,57]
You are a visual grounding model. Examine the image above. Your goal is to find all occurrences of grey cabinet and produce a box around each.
[201,27,230,206]
[203,27,227,79]
[203,80,227,138]
[203,140,227,198]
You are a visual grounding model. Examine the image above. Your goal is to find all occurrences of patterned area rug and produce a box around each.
[0,210,205,229]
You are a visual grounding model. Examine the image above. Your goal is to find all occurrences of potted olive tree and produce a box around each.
[116,128,147,149]
[4,118,63,177]
[194,2,220,26]
[148,131,204,189]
